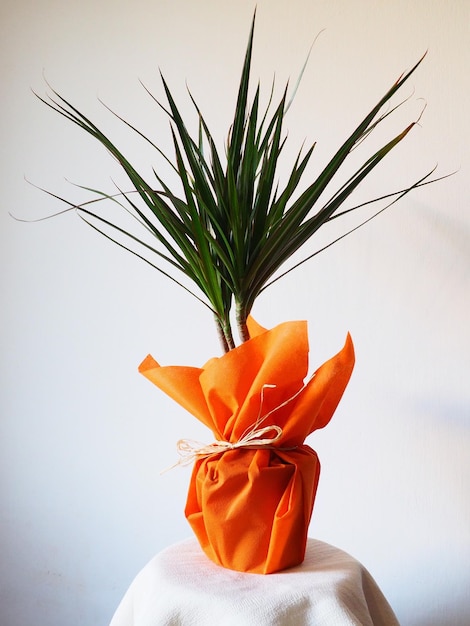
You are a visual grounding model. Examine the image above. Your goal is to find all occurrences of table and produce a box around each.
[109,538,399,625]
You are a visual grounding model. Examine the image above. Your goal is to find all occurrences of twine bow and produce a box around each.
[173,423,283,468]
[162,381,309,473]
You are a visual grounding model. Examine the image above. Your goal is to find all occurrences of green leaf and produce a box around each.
[33,13,443,351]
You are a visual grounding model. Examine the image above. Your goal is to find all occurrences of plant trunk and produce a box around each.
[236,303,250,343]
[215,315,235,353]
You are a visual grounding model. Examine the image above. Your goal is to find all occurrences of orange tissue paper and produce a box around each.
[139,318,355,574]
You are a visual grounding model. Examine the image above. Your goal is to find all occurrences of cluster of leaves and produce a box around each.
[34,14,439,352]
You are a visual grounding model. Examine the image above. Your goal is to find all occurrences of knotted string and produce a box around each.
[162,380,310,473]
[173,423,283,468]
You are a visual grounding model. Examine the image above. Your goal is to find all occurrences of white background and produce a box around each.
[1,1,469,624]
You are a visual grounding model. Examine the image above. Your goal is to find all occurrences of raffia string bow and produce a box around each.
[174,423,283,467]
[164,381,311,471]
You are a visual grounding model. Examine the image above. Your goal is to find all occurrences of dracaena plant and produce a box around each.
[32,14,439,352]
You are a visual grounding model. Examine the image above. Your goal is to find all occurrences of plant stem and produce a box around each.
[236,303,250,343]
[215,315,235,353]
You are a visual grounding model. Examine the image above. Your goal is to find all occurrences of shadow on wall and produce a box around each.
[412,605,470,626]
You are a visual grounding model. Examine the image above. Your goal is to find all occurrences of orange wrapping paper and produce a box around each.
[139,319,355,574]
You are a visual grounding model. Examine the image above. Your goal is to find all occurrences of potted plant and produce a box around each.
[31,14,440,573]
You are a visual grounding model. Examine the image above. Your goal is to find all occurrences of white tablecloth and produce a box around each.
[109,538,399,625]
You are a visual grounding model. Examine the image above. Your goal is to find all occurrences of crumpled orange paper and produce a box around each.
[139,318,355,574]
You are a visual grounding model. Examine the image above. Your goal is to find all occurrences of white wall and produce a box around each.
[1,1,469,624]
